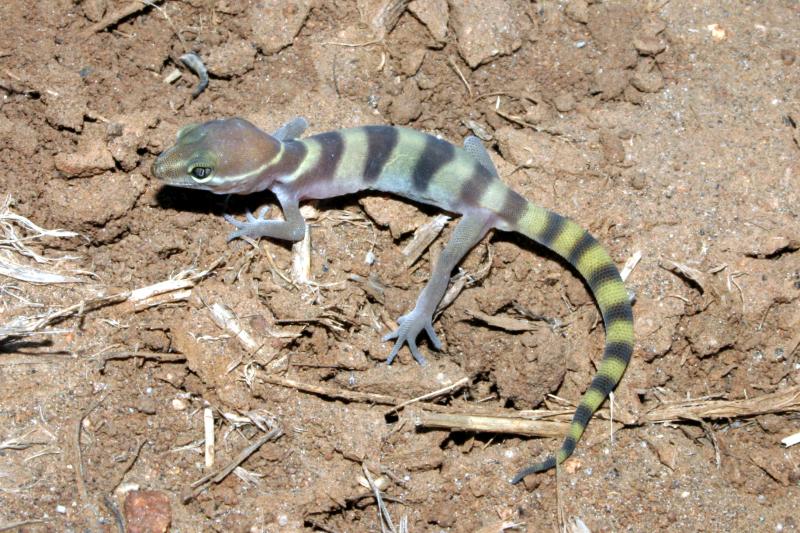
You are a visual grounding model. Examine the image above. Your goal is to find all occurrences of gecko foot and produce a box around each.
[383,309,442,365]
[223,206,271,241]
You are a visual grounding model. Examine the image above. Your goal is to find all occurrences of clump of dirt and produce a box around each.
[1,1,798,531]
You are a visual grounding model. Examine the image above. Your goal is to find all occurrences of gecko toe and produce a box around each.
[424,323,442,350]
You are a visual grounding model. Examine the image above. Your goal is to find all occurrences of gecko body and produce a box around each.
[152,117,634,482]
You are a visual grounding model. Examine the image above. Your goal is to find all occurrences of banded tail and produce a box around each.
[507,196,634,483]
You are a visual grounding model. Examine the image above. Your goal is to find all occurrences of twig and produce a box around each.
[182,428,282,503]
[401,215,450,267]
[262,375,399,405]
[362,463,395,533]
[620,250,642,282]
[204,408,215,468]
[465,309,538,332]
[305,519,343,533]
[260,241,295,285]
[104,439,146,493]
[291,224,312,283]
[103,495,125,533]
[782,430,800,447]
[416,385,800,438]
[644,385,800,422]
[73,393,109,503]
[81,0,162,36]
[97,351,186,370]
[0,520,46,532]
[419,412,569,438]
[0,292,128,343]
[0,428,49,450]
[447,56,472,98]
[699,420,721,468]
[384,376,469,415]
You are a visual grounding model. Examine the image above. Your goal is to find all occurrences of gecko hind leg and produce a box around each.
[384,212,493,365]
[272,117,308,141]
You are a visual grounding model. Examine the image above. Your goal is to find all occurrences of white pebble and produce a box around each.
[172,398,187,410]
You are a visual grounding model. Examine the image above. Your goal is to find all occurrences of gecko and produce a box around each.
[151,117,634,483]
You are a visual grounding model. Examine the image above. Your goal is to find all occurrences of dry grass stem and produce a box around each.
[208,303,260,352]
[97,351,186,370]
[1,196,83,283]
[72,393,108,505]
[384,376,469,415]
[416,385,800,439]
[104,439,145,493]
[361,463,396,533]
[291,224,312,283]
[447,56,472,98]
[182,427,282,503]
[781,430,800,448]
[204,408,215,468]
[437,245,492,313]
[465,309,538,332]
[262,375,400,405]
[82,0,163,37]
[0,520,46,532]
[419,412,569,438]
[620,250,642,282]
[0,429,50,451]
[643,384,800,423]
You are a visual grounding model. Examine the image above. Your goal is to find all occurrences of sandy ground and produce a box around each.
[0,0,798,531]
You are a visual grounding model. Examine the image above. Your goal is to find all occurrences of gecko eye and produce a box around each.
[190,166,213,182]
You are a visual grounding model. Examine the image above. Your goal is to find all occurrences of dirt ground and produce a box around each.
[1,0,799,531]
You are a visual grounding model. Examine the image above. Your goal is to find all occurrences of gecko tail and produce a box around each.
[510,456,557,484]
[507,199,634,485]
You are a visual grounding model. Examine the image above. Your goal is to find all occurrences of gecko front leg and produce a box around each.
[224,192,306,242]
[384,212,493,364]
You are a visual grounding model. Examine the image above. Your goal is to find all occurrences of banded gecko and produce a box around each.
[151,117,634,483]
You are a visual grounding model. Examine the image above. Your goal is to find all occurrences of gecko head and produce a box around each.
[151,118,281,194]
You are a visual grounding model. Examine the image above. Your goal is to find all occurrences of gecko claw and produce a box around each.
[383,309,440,365]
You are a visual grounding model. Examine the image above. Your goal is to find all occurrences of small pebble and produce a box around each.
[171,398,187,411]
[124,490,172,533]
[554,92,576,112]
[780,49,796,66]
[56,505,67,514]
[630,172,647,190]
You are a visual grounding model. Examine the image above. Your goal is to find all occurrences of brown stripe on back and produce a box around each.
[501,189,529,226]
[295,131,345,185]
[363,126,398,183]
[412,135,455,192]
[459,162,493,206]
[269,140,307,179]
